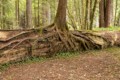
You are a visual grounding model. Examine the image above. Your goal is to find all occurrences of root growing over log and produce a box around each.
[0,24,120,64]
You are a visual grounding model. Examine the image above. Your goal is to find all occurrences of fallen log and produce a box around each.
[0,27,120,64]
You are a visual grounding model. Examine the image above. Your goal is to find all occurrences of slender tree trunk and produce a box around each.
[0,0,2,28]
[26,0,32,28]
[99,0,105,27]
[114,0,118,26]
[15,0,19,28]
[37,0,40,27]
[42,2,51,26]
[85,0,89,29]
[89,0,98,30]
[117,12,120,26]
[2,1,5,29]
[34,0,37,27]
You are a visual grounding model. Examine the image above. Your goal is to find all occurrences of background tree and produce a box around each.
[15,0,19,27]
[0,0,120,30]
[42,1,51,26]
[26,0,32,28]
[99,0,113,28]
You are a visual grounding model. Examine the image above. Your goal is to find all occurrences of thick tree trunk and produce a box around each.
[105,0,112,27]
[54,0,68,31]
[99,0,113,28]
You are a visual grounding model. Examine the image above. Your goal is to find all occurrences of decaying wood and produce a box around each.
[0,26,120,64]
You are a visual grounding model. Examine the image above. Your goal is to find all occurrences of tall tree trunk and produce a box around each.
[34,0,37,27]
[42,2,51,27]
[15,0,19,28]
[26,0,32,29]
[105,0,112,27]
[37,0,40,27]
[2,0,5,29]
[0,0,2,28]
[99,0,105,27]
[99,0,113,28]
[54,0,68,31]
[85,0,89,30]
[89,0,98,30]
[114,0,118,26]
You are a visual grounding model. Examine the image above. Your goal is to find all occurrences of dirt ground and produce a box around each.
[1,47,120,80]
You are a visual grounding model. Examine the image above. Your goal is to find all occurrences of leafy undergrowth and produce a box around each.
[1,47,120,80]
[93,26,120,31]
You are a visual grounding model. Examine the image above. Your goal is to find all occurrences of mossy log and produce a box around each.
[0,26,120,64]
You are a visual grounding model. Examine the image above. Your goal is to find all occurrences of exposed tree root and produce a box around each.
[0,25,120,64]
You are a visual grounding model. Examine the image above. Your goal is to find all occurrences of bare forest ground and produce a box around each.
[1,47,120,80]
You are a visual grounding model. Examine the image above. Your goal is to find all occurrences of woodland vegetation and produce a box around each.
[0,0,120,64]
[0,0,120,29]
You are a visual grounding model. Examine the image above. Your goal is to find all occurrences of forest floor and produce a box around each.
[1,47,120,80]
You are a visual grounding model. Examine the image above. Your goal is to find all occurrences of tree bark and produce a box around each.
[37,0,40,27]
[0,0,2,29]
[15,0,20,28]
[99,0,113,28]
[90,0,98,30]
[105,0,112,27]
[26,0,32,29]
[54,0,68,31]
[99,0,105,27]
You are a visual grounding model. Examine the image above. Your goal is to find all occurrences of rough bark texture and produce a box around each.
[0,27,120,64]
